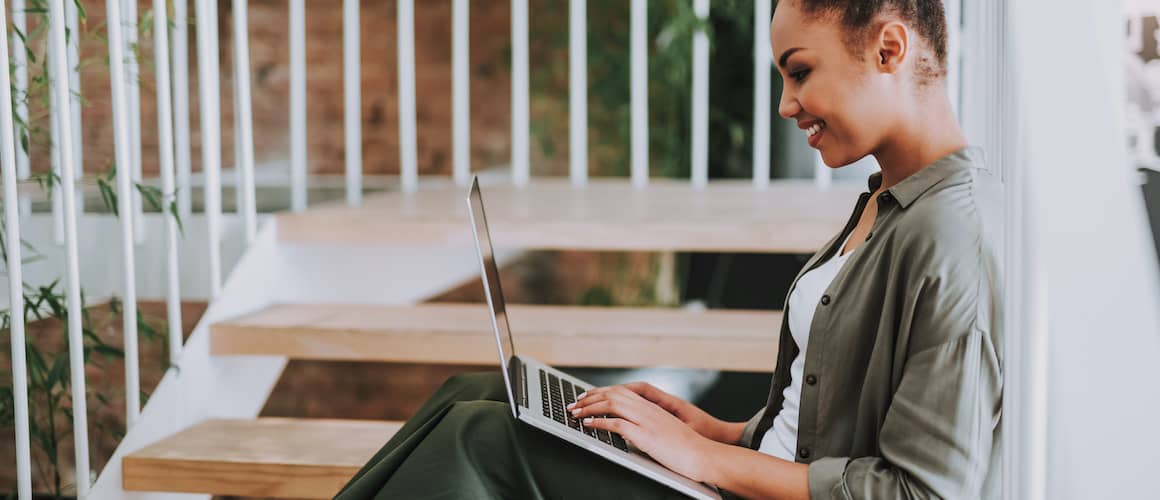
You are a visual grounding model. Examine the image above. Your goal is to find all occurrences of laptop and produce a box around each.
[466,177,723,500]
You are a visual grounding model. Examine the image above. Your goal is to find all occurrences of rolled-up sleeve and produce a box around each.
[807,265,1002,499]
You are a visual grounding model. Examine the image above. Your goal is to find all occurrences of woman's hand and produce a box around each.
[568,382,743,444]
[565,384,718,482]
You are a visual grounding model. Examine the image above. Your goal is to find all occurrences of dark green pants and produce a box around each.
[334,371,691,499]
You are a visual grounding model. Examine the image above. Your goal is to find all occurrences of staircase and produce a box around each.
[106,178,858,499]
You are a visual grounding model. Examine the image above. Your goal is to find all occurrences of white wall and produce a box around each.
[4,213,259,303]
[1010,1,1160,498]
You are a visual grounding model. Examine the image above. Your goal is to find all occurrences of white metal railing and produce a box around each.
[344,0,363,202]
[452,0,470,186]
[398,0,418,192]
[1,3,31,498]
[289,0,306,211]
[1,2,976,499]
[631,0,648,187]
[569,0,587,186]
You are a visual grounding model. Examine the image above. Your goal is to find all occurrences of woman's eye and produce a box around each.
[790,69,810,83]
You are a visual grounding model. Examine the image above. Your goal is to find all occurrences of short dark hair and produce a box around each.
[783,0,949,84]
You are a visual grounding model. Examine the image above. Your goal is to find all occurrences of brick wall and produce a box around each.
[25,0,515,179]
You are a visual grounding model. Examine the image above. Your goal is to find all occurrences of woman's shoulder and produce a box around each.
[891,156,1004,269]
[898,155,1002,238]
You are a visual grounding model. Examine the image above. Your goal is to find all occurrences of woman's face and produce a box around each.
[770,2,897,168]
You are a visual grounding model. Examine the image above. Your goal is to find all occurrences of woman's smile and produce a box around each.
[806,121,826,149]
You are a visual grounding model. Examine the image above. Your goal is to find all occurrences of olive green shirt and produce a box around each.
[739,146,1003,499]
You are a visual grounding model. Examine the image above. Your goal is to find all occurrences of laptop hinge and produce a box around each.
[509,357,529,408]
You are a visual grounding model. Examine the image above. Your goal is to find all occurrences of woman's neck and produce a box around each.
[871,89,968,190]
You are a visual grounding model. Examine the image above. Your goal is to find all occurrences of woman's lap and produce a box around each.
[335,371,685,499]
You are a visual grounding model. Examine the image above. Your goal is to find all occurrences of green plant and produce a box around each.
[529,0,767,179]
[0,2,182,498]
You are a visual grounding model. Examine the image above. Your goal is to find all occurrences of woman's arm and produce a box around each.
[573,381,749,445]
[700,441,810,500]
[573,385,811,499]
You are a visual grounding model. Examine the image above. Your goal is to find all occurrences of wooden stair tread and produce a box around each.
[212,303,782,371]
[123,418,403,498]
[276,178,860,252]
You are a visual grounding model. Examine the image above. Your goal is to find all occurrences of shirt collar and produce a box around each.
[865,146,986,209]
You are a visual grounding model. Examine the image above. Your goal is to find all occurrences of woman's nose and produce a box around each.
[778,89,799,120]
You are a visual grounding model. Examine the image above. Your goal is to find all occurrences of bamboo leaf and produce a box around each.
[169,199,185,236]
[93,343,123,359]
[98,176,118,216]
[26,344,47,385]
[136,183,163,211]
[137,310,156,341]
[46,355,68,390]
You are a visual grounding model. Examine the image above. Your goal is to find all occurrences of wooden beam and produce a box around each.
[122,418,403,498]
[212,303,782,372]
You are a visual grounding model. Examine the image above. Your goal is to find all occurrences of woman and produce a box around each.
[337,0,1002,498]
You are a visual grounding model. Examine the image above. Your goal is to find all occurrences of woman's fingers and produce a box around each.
[569,390,651,423]
[623,382,683,413]
[582,416,640,444]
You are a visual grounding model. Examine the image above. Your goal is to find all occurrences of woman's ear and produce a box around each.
[875,21,909,74]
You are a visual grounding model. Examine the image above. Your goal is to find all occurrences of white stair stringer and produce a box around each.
[89,219,520,499]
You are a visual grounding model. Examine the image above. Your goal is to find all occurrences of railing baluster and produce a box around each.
[105,0,141,431]
[398,0,417,192]
[11,0,29,216]
[1,2,34,497]
[124,0,144,243]
[343,0,362,203]
[452,0,470,186]
[511,0,529,186]
[153,0,184,364]
[50,76,63,244]
[752,0,771,188]
[66,0,82,212]
[48,0,91,494]
[196,0,224,295]
[568,0,587,186]
[233,0,257,242]
[289,0,306,211]
[630,0,647,188]
[690,0,709,188]
[172,0,192,218]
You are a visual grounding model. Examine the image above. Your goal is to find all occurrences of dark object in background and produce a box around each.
[680,252,811,421]
[1142,168,1160,264]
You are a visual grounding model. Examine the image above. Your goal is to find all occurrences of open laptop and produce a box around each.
[466,177,722,500]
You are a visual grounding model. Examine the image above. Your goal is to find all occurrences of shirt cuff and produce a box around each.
[808,456,850,500]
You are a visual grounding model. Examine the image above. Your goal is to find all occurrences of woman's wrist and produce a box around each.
[710,420,746,445]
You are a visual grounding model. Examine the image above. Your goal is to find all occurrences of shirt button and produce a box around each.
[805,374,818,385]
[820,295,831,306]
[799,447,811,459]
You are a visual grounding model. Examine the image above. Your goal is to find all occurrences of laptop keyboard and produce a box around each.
[540,369,629,451]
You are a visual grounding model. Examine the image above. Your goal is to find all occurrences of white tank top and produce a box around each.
[758,231,857,461]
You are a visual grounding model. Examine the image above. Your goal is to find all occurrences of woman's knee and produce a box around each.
[444,400,518,453]
[441,371,508,400]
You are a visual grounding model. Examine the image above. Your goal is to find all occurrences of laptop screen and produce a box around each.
[466,177,521,412]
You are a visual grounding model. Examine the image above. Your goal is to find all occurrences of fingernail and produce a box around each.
[583,418,593,424]
[566,403,574,410]
[577,392,587,399]
[571,409,580,416]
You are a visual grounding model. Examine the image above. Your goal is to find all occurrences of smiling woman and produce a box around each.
[335,2,1003,499]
